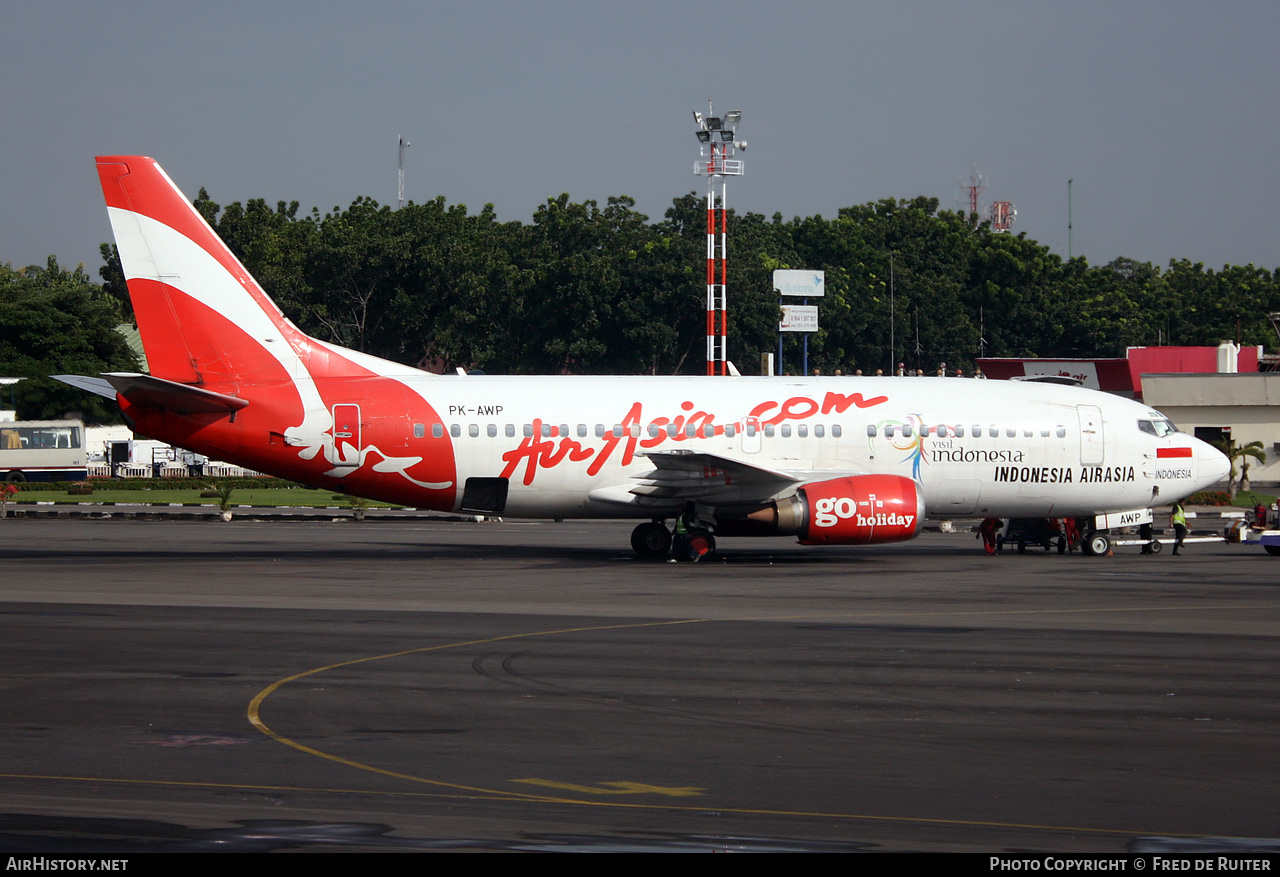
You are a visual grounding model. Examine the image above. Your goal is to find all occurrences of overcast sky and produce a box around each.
[3,1,1277,276]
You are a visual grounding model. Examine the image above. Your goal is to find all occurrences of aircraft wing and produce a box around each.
[586,449,866,511]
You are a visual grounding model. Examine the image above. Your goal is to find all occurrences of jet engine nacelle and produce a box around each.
[796,474,924,545]
[715,473,924,545]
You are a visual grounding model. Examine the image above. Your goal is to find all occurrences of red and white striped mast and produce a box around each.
[693,101,745,376]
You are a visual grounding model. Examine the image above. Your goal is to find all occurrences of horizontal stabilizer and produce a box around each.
[52,375,118,399]
[98,372,249,414]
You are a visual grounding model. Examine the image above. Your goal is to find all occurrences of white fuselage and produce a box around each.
[392,373,1226,520]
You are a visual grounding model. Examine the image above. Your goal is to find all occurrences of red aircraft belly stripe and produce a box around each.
[1157,447,1194,458]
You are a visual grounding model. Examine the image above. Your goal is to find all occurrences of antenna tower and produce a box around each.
[398,136,410,208]
[988,200,1017,232]
[963,168,986,225]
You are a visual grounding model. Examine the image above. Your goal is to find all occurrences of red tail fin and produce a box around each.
[96,156,302,387]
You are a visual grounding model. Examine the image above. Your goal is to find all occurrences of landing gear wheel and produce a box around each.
[1056,536,1067,555]
[5,471,26,483]
[1017,541,1026,554]
[631,521,672,559]
[1264,545,1280,557]
[1147,539,1163,555]
[1084,533,1111,556]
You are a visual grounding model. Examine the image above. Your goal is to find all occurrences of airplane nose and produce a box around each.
[1195,439,1231,491]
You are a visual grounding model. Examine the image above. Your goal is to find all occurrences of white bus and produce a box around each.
[0,420,88,482]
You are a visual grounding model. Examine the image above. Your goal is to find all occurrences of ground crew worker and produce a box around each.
[1171,501,1188,555]
[978,517,1000,556]
[1064,516,1081,552]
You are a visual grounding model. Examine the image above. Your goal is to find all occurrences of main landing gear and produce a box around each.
[630,519,716,562]
[631,521,672,558]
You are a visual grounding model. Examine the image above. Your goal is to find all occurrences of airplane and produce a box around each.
[62,156,1230,559]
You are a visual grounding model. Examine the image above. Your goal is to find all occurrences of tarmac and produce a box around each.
[0,513,1276,853]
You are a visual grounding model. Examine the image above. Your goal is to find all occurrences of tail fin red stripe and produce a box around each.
[95,156,288,327]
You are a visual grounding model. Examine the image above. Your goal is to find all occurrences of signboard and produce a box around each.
[773,270,825,298]
[780,305,819,333]
[1022,360,1100,390]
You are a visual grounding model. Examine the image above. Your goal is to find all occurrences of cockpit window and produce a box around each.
[1138,418,1180,437]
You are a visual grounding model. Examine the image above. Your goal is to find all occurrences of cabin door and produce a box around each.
[1077,405,1104,466]
[332,404,362,468]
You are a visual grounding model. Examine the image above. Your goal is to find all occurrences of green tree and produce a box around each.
[100,179,1280,379]
[0,258,139,421]
[1214,438,1267,498]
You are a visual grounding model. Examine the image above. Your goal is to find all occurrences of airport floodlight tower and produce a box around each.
[988,200,1017,232]
[693,101,745,376]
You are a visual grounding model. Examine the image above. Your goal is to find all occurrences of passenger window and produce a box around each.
[988,426,998,438]
[1023,428,1033,438]
[648,424,660,438]
[667,424,679,437]
[524,424,533,437]
[613,425,623,437]
[542,424,552,437]
[1006,427,1016,438]
[468,424,479,438]
[798,424,808,438]
[832,424,842,438]
[973,425,982,437]
[506,424,515,438]
[902,424,913,437]
[781,424,792,438]
[487,424,497,438]
[765,424,776,437]
[702,424,714,438]
[814,424,824,438]
[432,423,444,438]
[1040,428,1049,437]
[725,424,736,438]
[684,424,696,438]
[450,424,461,438]
[746,423,757,437]
[595,424,606,438]
[414,423,425,438]
[955,425,965,437]
[577,424,587,438]
[1056,426,1067,438]
[866,424,877,437]
[559,424,569,438]
[883,424,895,438]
